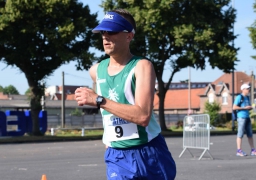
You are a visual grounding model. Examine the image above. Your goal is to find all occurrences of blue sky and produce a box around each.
[0,0,255,94]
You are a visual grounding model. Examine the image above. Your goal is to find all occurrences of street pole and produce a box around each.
[61,71,65,128]
[231,0,235,132]
[188,67,191,115]
[251,71,255,105]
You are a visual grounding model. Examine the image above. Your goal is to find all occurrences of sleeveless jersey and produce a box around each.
[96,56,161,148]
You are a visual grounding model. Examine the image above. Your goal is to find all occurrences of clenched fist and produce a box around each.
[74,87,97,107]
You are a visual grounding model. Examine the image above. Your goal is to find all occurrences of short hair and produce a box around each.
[111,9,136,32]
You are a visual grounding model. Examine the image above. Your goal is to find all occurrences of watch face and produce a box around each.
[97,96,103,103]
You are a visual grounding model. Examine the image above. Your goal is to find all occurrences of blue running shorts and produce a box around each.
[105,134,176,180]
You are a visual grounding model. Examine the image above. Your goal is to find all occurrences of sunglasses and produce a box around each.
[100,31,120,35]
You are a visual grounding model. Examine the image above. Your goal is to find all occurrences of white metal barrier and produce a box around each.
[179,114,213,160]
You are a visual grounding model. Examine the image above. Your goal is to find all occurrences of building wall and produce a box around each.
[199,91,236,114]
[0,93,9,100]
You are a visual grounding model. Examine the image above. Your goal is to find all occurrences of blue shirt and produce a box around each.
[234,94,250,118]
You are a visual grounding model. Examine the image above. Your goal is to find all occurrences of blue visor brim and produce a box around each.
[92,21,128,33]
[92,12,135,33]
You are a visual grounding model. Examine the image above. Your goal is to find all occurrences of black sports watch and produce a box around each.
[96,96,104,109]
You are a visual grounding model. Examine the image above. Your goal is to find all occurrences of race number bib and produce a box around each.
[103,114,139,141]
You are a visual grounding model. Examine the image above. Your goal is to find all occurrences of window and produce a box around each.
[208,93,214,103]
[222,92,228,105]
[180,84,188,88]
[192,84,196,88]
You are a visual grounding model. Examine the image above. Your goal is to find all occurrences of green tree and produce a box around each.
[101,0,238,130]
[70,108,84,116]
[248,1,256,60]
[3,85,19,95]
[204,101,221,125]
[0,85,3,93]
[0,0,99,135]
[25,88,31,96]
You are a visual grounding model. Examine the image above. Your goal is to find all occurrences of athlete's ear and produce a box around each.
[126,32,134,42]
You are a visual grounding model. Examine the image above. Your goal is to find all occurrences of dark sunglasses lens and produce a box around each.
[100,31,119,35]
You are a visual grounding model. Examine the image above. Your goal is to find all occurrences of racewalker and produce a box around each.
[75,8,176,180]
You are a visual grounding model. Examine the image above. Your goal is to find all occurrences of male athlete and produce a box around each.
[75,9,176,180]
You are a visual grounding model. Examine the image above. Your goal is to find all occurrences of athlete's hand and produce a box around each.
[75,87,97,107]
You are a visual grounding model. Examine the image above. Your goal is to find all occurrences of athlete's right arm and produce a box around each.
[89,63,99,83]
[89,64,108,149]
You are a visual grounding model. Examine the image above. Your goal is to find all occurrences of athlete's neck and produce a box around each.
[109,52,133,68]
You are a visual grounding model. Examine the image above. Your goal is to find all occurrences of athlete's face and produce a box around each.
[101,31,133,56]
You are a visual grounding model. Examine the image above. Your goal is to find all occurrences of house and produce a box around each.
[153,71,256,115]
[199,71,256,113]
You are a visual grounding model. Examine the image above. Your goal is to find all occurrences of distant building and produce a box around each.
[0,85,97,115]
[199,71,256,114]
[153,71,256,115]
[168,82,209,89]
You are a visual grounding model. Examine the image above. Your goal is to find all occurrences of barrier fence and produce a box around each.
[1,111,199,137]
[47,114,103,128]
[179,114,213,160]
[45,113,186,129]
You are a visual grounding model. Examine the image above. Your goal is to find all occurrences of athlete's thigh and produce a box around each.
[136,135,176,180]
[105,148,139,180]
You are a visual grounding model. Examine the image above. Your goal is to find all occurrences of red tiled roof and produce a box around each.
[212,71,253,94]
[153,88,205,110]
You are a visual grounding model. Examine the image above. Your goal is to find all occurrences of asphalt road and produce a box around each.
[0,134,256,180]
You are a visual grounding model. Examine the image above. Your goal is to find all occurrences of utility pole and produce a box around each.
[188,67,191,115]
[41,96,45,111]
[61,71,65,128]
[251,71,255,105]
[231,0,235,132]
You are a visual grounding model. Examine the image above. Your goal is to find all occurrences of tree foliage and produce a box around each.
[0,0,99,135]
[0,85,20,95]
[248,1,256,60]
[101,0,238,130]
[204,101,221,125]
[25,88,31,96]
[70,107,84,116]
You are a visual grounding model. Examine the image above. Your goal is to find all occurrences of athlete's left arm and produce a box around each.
[133,59,156,125]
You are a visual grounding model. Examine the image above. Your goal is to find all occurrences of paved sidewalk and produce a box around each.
[0,134,255,180]
[169,134,256,180]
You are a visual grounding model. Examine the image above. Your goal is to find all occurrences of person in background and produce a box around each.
[75,8,176,180]
[233,83,256,156]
